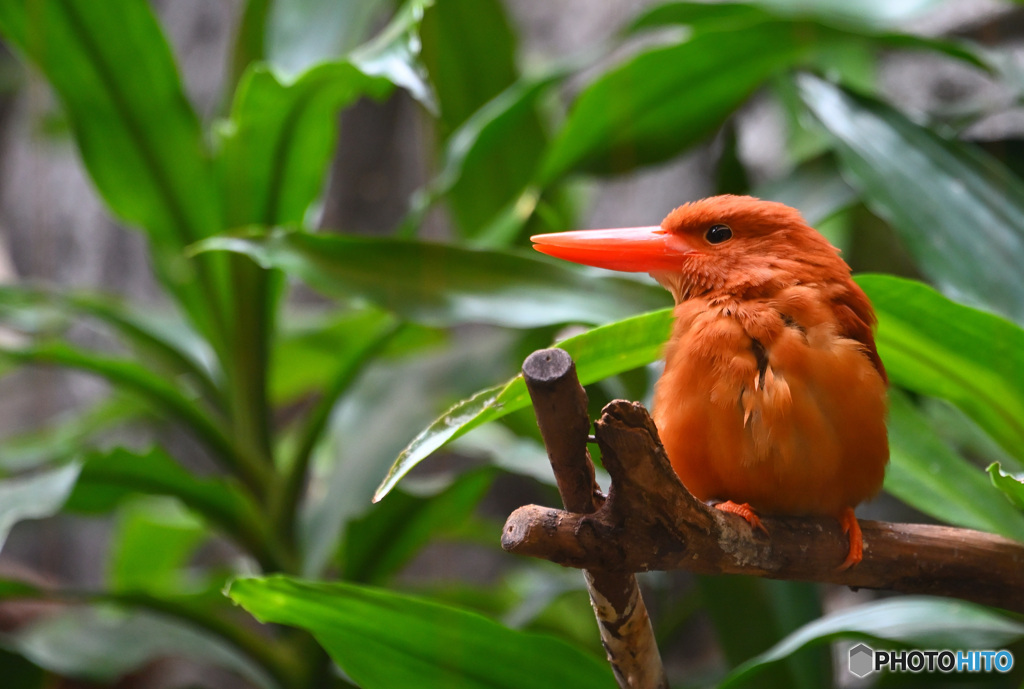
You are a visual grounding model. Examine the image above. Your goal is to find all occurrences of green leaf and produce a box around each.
[718,597,1024,688]
[0,286,218,403]
[0,396,143,472]
[420,0,547,237]
[885,391,1024,541]
[858,274,1024,464]
[9,606,273,688]
[266,0,387,78]
[197,229,669,327]
[630,0,951,33]
[538,21,813,183]
[271,308,401,405]
[0,0,226,350]
[230,0,270,84]
[0,344,245,472]
[407,65,573,243]
[218,62,392,229]
[302,329,520,575]
[66,447,280,571]
[0,0,219,245]
[801,75,1024,324]
[228,575,616,689]
[989,463,1024,511]
[349,0,436,110]
[0,463,81,553]
[343,469,495,584]
[374,308,672,500]
[421,0,517,135]
[109,498,206,593]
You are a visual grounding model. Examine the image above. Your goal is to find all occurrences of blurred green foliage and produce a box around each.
[0,0,1023,687]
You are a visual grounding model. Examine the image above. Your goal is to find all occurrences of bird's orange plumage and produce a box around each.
[532,195,889,569]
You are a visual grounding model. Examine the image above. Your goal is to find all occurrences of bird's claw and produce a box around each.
[837,507,863,571]
[714,500,769,535]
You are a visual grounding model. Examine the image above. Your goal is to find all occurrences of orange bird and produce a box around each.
[531,195,888,569]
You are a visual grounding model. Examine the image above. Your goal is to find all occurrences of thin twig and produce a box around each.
[522,349,668,689]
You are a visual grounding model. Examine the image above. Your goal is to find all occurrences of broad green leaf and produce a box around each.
[374,308,673,500]
[197,229,668,328]
[0,344,247,475]
[228,575,617,689]
[271,308,445,405]
[802,75,1024,324]
[404,64,574,243]
[421,0,517,134]
[0,0,219,245]
[0,0,227,342]
[302,329,520,575]
[218,62,392,229]
[858,274,1024,464]
[718,597,1024,688]
[349,0,436,110]
[630,0,954,33]
[885,391,1024,541]
[271,308,400,405]
[420,0,548,237]
[266,0,387,78]
[538,21,814,183]
[66,447,280,571]
[343,468,495,584]
[9,606,273,688]
[109,498,206,593]
[989,463,1024,511]
[0,463,81,553]
[0,396,143,472]
[0,286,218,402]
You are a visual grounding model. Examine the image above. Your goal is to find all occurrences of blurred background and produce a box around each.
[0,0,1023,688]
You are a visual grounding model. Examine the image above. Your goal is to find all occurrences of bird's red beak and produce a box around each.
[530,226,697,272]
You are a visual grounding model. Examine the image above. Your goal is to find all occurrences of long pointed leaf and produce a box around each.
[67,447,280,568]
[0,344,267,490]
[0,286,219,403]
[538,21,813,183]
[0,463,81,553]
[859,274,1024,463]
[801,75,1024,324]
[196,229,669,328]
[0,0,227,349]
[886,391,1024,541]
[374,308,673,500]
[719,597,1024,688]
[228,575,616,689]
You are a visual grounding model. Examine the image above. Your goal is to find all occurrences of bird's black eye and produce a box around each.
[705,224,733,244]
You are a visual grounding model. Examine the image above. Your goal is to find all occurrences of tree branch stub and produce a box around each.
[520,348,668,689]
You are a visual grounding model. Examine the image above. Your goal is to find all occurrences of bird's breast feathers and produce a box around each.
[653,285,889,516]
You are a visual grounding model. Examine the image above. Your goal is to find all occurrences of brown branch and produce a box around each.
[522,349,668,689]
[503,371,1024,615]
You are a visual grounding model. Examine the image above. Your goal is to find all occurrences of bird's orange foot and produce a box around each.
[714,500,768,535]
[837,507,863,571]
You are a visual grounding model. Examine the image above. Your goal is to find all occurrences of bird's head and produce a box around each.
[532,195,848,303]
